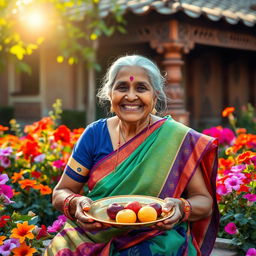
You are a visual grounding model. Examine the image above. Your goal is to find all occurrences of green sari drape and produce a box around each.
[44,117,219,256]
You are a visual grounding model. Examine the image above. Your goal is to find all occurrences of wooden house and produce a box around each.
[0,0,256,129]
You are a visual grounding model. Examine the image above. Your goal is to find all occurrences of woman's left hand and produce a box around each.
[150,197,183,230]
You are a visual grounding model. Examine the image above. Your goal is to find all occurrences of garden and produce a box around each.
[0,100,255,256]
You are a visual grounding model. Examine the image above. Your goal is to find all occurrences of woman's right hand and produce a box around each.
[70,196,110,231]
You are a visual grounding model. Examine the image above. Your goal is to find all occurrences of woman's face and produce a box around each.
[110,66,156,124]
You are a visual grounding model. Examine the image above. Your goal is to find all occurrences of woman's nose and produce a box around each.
[125,90,138,100]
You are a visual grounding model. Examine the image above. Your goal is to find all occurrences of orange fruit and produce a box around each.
[137,206,157,222]
[115,209,137,223]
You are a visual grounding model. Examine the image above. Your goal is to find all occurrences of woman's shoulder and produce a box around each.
[86,118,108,131]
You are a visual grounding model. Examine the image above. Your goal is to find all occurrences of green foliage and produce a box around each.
[61,109,86,129]
[0,105,14,126]
[237,103,256,134]
[0,0,126,71]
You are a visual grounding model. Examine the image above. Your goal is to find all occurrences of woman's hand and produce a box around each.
[151,198,183,230]
[70,196,110,231]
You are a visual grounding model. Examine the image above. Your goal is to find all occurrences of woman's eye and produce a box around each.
[137,85,147,92]
[116,85,127,91]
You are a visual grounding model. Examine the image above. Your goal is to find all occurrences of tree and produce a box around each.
[0,0,125,72]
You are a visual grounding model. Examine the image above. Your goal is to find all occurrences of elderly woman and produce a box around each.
[44,55,219,256]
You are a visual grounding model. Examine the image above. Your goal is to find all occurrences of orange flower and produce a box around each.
[18,179,37,190]
[12,172,24,183]
[0,235,6,245]
[24,117,54,134]
[12,242,37,256]
[236,128,247,134]
[35,184,52,195]
[11,221,35,243]
[222,107,235,117]
[0,125,9,131]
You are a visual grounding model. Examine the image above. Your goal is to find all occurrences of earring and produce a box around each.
[125,95,128,99]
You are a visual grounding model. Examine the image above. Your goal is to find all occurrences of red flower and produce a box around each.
[36,224,49,239]
[31,171,41,179]
[0,215,11,228]
[53,125,71,143]
[20,139,40,160]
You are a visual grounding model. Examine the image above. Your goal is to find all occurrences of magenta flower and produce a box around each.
[246,248,256,256]
[243,194,256,202]
[230,164,246,173]
[57,215,67,222]
[0,238,20,256]
[47,217,66,233]
[216,184,231,196]
[0,156,11,168]
[224,222,238,235]
[202,127,235,145]
[231,172,246,180]
[0,174,9,185]
[251,156,256,166]
[0,184,14,204]
[34,153,46,163]
[52,160,65,168]
[0,147,13,157]
[224,176,243,191]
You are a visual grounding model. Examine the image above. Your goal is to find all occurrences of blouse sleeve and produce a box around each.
[64,124,94,183]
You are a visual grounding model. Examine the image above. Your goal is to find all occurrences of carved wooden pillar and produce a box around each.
[162,42,189,124]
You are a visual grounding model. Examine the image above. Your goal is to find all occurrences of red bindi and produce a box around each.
[129,76,134,82]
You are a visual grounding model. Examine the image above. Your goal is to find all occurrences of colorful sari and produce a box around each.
[44,116,219,256]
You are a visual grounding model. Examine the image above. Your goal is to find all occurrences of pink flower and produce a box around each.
[0,156,11,168]
[0,184,14,204]
[224,222,238,235]
[47,216,67,233]
[52,160,65,169]
[246,248,256,256]
[224,176,243,191]
[231,172,246,180]
[251,156,256,166]
[217,184,231,196]
[0,174,9,185]
[243,194,256,202]
[230,164,246,173]
[57,215,67,222]
[202,126,235,145]
[0,147,13,157]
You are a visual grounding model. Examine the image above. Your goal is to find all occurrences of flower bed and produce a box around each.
[203,106,256,256]
[0,101,255,255]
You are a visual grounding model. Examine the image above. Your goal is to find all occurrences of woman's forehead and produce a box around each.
[115,66,149,80]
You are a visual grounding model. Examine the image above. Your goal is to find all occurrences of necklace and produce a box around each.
[114,116,152,172]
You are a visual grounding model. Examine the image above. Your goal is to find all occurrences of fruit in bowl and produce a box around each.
[137,206,157,222]
[149,202,162,217]
[124,201,142,214]
[116,209,137,223]
[106,203,124,219]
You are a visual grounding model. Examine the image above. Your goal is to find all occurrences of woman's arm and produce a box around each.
[52,172,107,230]
[153,166,212,230]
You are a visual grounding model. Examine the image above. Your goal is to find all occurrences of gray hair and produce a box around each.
[97,55,167,112]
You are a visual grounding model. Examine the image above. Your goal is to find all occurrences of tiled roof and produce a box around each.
[99,0,256,27]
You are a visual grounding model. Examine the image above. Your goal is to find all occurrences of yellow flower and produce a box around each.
[11,221,35,243]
